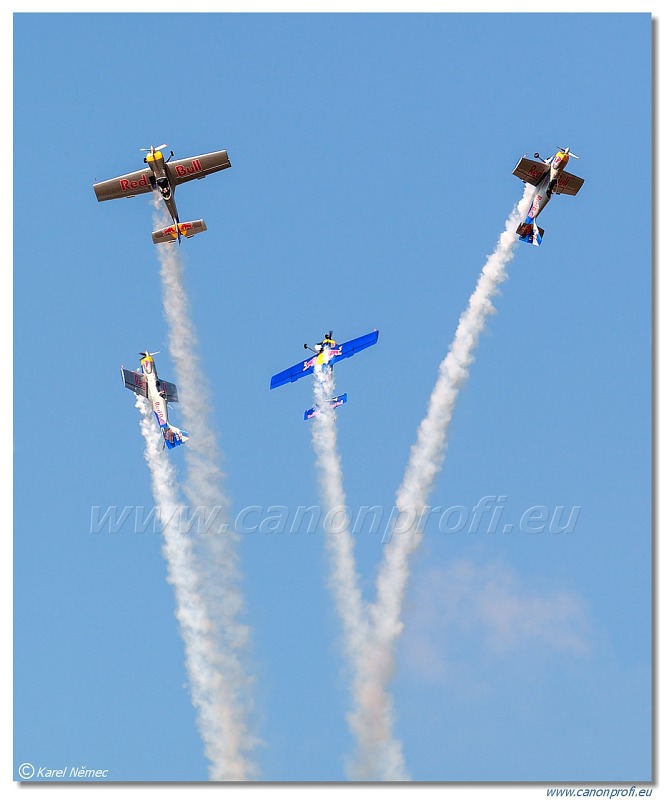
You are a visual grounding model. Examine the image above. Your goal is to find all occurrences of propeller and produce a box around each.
[139,350,160,358]
[558,146,580,159]
[140,143,168,153]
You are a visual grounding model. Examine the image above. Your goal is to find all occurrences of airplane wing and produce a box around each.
[553,171,584,196]
[270,331,379,389]
[94,168,153,202]
[270,358,315,390]
[121,367,148,398]
[160,379,179,403]
[167,150,232,186]
[512,157,550,186]
[330,330,380,366]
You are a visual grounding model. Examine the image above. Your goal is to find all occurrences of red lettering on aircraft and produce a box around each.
[529,194,542,217]
[119,174,149,193]
[174,159,203,178]
[154,402,166,425]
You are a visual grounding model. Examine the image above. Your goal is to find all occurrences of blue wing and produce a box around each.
[270,330,379,390]
[330,330,379,365]
[270,358,315,389]
[304,393,348,420]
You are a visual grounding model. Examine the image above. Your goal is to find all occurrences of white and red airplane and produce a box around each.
[512,147,584,246]
[121,351,189,449]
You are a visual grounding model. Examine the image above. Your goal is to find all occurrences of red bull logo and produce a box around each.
[304,347,343,370]
[119,174,149,193]
[175,159,203,178]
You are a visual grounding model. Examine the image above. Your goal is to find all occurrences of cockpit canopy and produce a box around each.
[156,176,171,198]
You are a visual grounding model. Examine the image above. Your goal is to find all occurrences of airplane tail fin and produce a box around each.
[162,424,190,449]
[304,393,348,420]
[152,219,207,245]
[516,219,544,246]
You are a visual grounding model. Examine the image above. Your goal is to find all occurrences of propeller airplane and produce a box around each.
[94,144,231,244]
[512,147,584,246]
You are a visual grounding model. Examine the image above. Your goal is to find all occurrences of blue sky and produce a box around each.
[13,9,652,790]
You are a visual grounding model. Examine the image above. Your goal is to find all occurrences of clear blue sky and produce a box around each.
[13,10,652,789]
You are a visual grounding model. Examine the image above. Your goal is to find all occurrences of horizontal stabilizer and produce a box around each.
[304,393,348,420]
[163,424,189,450]
[152,219,207,245]
[516,220,545,246]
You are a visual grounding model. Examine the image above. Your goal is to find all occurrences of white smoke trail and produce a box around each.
[309,368,368,658]
[310,367,409,781]
[346,185,536,780]
[135,396,250,780]
[148,200,256,779]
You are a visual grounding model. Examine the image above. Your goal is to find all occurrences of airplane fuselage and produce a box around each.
[304,340,342,370]
[140,355,170,429]
[144,149,180,224]
[527,150,571,221]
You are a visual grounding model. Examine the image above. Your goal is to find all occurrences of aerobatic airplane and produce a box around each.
[93,144,231,244]
[121,351,189,449]
[512,147,584,246]
[270,330,379,420]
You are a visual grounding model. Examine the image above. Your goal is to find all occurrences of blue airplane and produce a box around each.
[270,330,379,420]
